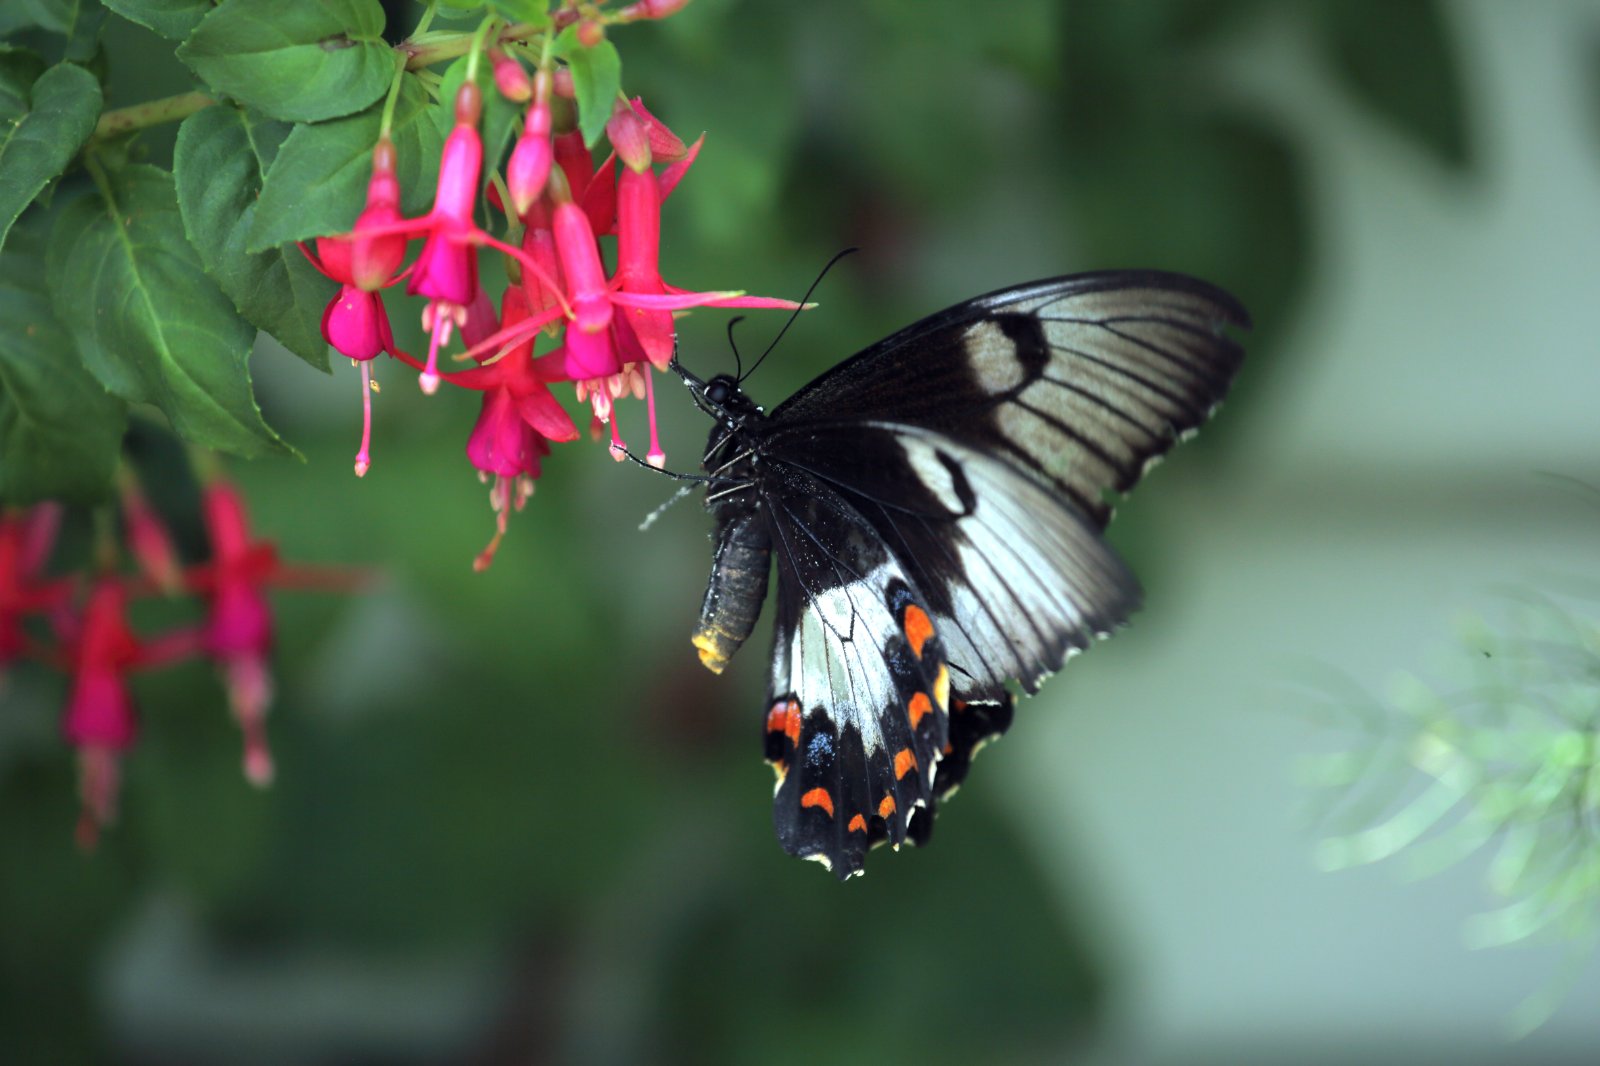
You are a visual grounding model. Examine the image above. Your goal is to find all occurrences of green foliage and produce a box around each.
[1303,602,1600,1035]
[174,105,334,370]
[45,163,289,457]
[0,217,126,504]
[491,0,550,27]
[248,73,441,250]
[0,61,101,256]
[177,0,392,123]
[99,0,209,41]
[553,23,621,148]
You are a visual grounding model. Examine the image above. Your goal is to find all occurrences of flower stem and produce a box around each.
[401,21,540,70]
[93,91,214,140]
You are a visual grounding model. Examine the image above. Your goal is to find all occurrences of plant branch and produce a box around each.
[93,91,214,140]
[90,22,545,142]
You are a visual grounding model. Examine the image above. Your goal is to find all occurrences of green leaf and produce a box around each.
[0,216,126,505]
[0,49,48,121]
[553,24,620,148]
[248,73,441,251]
[100,0,209,41]
[45,163,289,458]
[177,0,392,123]
[1316,0,1470,169]
[0,62,101,258]
[175,105,335,371]
[491,0,550,25]
[435,54,518,190]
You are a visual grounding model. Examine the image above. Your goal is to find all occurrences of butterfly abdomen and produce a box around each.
[692,508,771,674]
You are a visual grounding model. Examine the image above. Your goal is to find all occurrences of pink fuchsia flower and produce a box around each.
[192,480,283,788]
[61,577,142,849]
[0,504,66,683]
[408,83,486,395]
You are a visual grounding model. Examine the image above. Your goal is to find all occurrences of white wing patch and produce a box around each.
[784,562,901,762]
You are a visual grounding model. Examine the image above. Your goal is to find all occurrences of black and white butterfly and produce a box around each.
[674,270,1249,878]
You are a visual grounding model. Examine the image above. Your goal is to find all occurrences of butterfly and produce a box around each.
[674,270,1249,878]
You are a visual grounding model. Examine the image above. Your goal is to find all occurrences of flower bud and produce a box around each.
[606,102,652,173]
[489,49,531,102]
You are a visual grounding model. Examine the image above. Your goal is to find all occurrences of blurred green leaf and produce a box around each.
[492,0,549,26]
[99,0,208,40]
[175,105,335,371]
[46,162,290,457]
[0,216,126,504]
[553,24,620,148]
[248,73,441,250]
[177,0,392,123]
[0,48,48,117]
[0,61,101,257]
[1315,0,1470,169]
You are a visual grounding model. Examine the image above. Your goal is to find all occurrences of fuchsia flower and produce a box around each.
[302,139,410,477]
[0,504,66,683]
[408,83,487,395]
[119,472,182,595]
[190,480,285,787]
[61,578,142,849]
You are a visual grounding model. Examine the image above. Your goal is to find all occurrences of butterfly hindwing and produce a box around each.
[756,471,953,877]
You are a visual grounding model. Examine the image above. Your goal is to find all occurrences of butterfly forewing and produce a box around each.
[767,270,1249,527]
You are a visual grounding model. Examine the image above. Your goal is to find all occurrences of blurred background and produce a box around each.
[4,0,1600,1062]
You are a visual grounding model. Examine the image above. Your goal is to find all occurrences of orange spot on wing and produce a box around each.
[848,813,868,834]
[903,604,934,659]
[878,795,896,819]
[908,691,933,728]
[893,748,917,780]
[801,787,835,818]
[766,699,801,746]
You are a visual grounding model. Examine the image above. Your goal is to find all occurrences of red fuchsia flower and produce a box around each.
[0,504,66,683]
[61,577,142,849]
[192,480,283,787]
[394,287,579,569]
[302,139,411,477]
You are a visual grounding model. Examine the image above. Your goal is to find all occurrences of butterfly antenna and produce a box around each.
[639,484,696,532]
[738,247,858,385]
[727,315,747,380]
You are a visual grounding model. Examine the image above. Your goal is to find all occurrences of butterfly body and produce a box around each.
[685,271,1249,878]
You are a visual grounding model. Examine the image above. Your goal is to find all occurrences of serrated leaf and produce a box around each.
[100,0,209,41]
[175,106,335,372]
[0,0,107,64]
[0,62,101,258]
[435,55,519,191]
[45,164,289,458]
[553,24,620,148]
[248,74,441,251]
[0,216,126,504]
[177,0,392,123]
